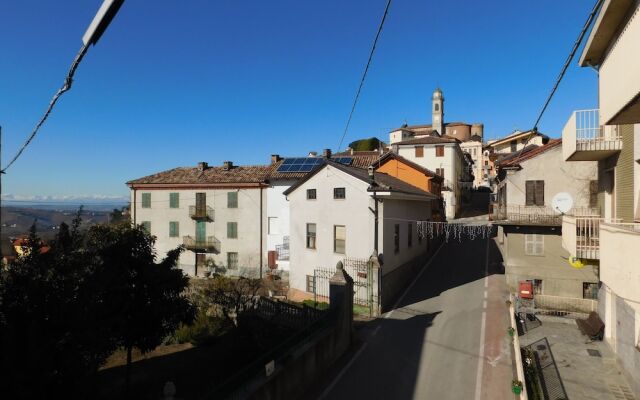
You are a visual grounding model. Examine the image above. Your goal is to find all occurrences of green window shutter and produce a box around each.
[169,193,179,208]
[196,221,206,242]
[141,221,151,233]
[228,192,238,208]
[169,221,179,237]
[141,193,151,208]
[227,222,237,238]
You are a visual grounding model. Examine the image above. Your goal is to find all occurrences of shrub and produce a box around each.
[172,310,229,345]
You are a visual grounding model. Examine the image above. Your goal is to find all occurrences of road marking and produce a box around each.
[475,235,491,400]
[321,241,446,398]
[318,342,369,400]
[483,300,487,309]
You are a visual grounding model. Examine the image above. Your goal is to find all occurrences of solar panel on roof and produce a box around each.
[333,157,353,165]
[277,157,325,173]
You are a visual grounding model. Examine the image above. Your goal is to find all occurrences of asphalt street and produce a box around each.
[312,228,513,400]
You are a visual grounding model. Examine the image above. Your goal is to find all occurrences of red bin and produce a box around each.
[519,281,534,299]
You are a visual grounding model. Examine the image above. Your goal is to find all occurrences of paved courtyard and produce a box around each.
[519,316,636,400]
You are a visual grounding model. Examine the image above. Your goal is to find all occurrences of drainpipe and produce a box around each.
[368,166,379,253]
[133,188,137,225]
[260,186,263,279]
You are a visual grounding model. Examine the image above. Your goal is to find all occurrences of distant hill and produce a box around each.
[1,206,114,241]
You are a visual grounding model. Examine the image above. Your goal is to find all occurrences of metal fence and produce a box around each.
[246,296,324,330]
[275,236,290,261]
[313,257,372,310]
[523,337,569,400]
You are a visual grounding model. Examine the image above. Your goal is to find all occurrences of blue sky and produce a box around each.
[0,0,599,199]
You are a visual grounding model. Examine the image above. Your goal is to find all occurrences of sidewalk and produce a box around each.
[520,316,636,400]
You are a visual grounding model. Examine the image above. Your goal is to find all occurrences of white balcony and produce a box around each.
[599,222,640,304]
[562,215,623,260]
[563,109,622,161]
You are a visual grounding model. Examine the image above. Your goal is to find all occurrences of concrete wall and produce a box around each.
[461,141,484,187]
[502,226,598,299]
[266,182,294,271]
[379,198,432,275]
[598,282,640,397]
[599,223,640,305]
[502,144,596,209]
[131,187,265,277]
[598,5,640,124]
[288,166,375,294]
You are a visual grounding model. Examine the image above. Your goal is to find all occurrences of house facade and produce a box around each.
[127,161,270,278]
[493,140,600,310]
[284,161,436,308]
[561,0,640,392]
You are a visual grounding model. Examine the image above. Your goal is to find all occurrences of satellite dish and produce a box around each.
[552,192,573,214]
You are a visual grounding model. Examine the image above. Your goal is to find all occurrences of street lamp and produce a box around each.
[0,0,125,228]
[83,0,125,47]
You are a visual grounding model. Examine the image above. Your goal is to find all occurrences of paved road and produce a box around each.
[312,232,513,400]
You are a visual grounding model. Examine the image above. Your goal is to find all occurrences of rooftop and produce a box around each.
[393,135,460,146]
[127,163,272,186]
[496,139,562,168]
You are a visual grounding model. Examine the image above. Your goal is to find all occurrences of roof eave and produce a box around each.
[579,0,633,67]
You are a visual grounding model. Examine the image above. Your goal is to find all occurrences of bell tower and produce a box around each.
[432,88,444,135]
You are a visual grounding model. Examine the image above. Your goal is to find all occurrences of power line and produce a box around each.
[0,44,89,174]
[513,0,604,164]
[337,0,392,152]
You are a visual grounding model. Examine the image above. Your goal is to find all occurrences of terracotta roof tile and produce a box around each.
[497,139,562,168]
[393,136,459,146]
[127,164,272,185]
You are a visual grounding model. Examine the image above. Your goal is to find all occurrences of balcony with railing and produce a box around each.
[490,204,563,226]
[275,236,290,261]
[189,205,214,221]
[561,216,623,260]
[563,109,622,161]
[183,235,221,253]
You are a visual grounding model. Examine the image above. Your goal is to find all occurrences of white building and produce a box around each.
[127,161,270,278]
[390,134,470,219]
[284,161,436,303]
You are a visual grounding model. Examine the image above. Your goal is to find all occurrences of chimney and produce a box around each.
[197,161,208,171]
[223,161,233,170]
[322,148,332,158]
[271,154,281,164]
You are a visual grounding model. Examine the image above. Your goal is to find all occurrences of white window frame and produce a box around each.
[524,234,544,256]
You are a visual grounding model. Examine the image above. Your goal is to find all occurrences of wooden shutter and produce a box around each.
[535,180,544,206]
[169,193,179,208]
[525,181,535,206]
[436,146,444,157]
[196,221,206,242]
[196,192,206,213]
[415,146,424,157]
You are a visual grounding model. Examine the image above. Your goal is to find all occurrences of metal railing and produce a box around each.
[188,205,214,220]
[574,109,622,150]
[575,217,623,259]
[490,204,563,225]
[182,235,220,252]
[275,236,290,261]
[601,222,640,233]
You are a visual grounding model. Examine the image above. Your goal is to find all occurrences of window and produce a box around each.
[141,221,151,233]
[435,145,444,157]
[169,192,179,208]
[227,252,238,270]
[195,192,206,213]
[169,221,179,237]
[394,224,400,253]
[408,223,413,247]
[306,223,316,249]
[510,140,517,152]
[307,189,317,200]
[227,222,238,239]
[484,160,489,166]
[525,180,545,206]
[141,193,151,208]
[306,275,315,293]
[334,187,346,199]
[589,180,598,208]
[524,234,544,256]
[268,217,279,234]
[415,146,424,158]
[434,103,439,112]
[583,282,598,300]
[334,225,346,254]
[436,168,445,178]
[227,191,238,208]
[528,279,543,295]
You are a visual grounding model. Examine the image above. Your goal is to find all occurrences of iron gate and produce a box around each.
[313,257,373,312]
